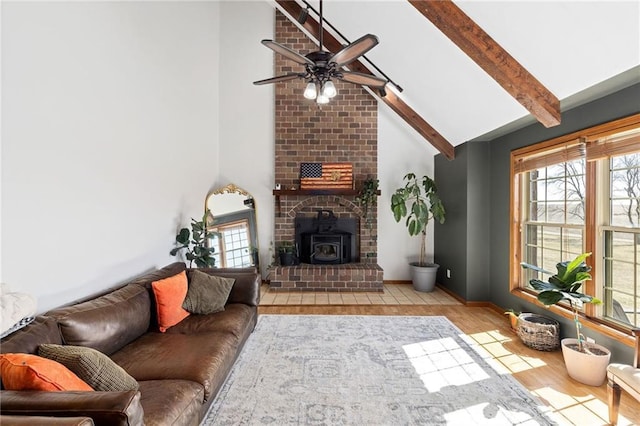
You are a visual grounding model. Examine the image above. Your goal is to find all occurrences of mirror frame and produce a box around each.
[204,184,259,269]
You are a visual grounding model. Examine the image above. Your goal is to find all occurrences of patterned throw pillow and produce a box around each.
[182,270,235,315]
[38,344,139,392]
[152,271,190,332]
[0,353,93,391]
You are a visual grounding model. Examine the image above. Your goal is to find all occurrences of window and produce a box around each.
[210,220,254,268]
[511,114,640,332]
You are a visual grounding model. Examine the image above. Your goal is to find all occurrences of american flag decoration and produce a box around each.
[300,162,353,189]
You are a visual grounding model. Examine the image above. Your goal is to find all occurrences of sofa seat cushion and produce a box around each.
[137,379,204,426]
[45,285,150,356]
[110,332,239,401]
[166,304,256,339]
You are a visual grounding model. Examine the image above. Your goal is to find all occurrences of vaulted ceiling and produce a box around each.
[267,0,640,158]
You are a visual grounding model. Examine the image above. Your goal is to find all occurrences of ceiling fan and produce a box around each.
[253,0,388,104]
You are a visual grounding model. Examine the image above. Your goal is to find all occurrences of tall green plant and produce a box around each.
[521,252,602,352]
[170,210,216,268]
[390,173,445,266]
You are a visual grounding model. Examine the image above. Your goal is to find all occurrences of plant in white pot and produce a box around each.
[390,173,445,292]
[521,252,611,386]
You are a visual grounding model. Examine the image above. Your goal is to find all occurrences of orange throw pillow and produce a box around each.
[0,353,94,391]
[152,270,190,332]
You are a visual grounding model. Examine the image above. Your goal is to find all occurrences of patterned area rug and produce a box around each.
[202,315,556,425]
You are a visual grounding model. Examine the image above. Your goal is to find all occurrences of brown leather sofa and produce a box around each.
[0,262,260,426]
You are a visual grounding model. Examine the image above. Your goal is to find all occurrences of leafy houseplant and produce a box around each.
[521,252,611,386]
[356,177,379,229]
[170,210,216,268]
[521,252,601,351]
[390,173,445,292]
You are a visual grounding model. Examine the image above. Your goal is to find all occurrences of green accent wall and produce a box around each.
[435,82,640,362]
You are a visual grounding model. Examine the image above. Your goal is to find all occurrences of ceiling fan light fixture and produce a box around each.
[316,93,330,104]
[322,80,337,98]
[303,81,318,100]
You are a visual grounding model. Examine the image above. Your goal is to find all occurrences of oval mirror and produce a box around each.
[204,184,259,268]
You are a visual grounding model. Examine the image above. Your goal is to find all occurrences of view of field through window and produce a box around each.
[522,151,639,327]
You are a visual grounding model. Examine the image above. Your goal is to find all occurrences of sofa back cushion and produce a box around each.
[46,285,150,356]
[0,317,62,355]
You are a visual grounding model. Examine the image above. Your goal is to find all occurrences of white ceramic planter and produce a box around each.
[409,263,439,292]
[561,338,611,386]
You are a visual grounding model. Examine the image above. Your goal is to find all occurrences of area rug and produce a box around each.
[202,315,557,425]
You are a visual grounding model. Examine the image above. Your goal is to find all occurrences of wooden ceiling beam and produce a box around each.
[409,0,561,128]
[275,0,455,160]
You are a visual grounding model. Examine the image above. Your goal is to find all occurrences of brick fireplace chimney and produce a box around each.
[269,11,383,292]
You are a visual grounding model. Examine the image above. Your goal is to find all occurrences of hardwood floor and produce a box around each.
[258,304,640,426]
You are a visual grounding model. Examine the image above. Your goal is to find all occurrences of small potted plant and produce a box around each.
[276,241,299,266]
[521,252,611,386]
[390,173,445,292]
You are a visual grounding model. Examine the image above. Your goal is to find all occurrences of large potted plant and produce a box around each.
[390,173,445,292]
[170,210,217,268]
[521,252,611,386]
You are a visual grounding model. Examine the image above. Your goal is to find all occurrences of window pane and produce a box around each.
[522,160,585,287]
[211,220,253,268]
[610,153,640,227]
[603,230,639,327]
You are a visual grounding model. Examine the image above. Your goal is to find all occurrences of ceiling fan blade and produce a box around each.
[339,71,387,89]
[261,40,315,66]
[329,34,379,68]
[253,73,304,85]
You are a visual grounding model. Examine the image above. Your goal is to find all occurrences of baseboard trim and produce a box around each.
[435,284,506,313]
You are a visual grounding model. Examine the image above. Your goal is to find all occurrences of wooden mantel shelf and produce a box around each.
[273,189,368,196]
[273,189,381,213]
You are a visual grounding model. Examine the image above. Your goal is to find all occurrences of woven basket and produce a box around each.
[517,313,560,351]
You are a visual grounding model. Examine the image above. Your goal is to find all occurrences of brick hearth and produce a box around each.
[269,264,383,292]
[270,11,382,292]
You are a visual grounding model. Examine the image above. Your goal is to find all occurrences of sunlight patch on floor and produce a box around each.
[444,403,545,426]
[403,337,490,393]
[462,330,548,375]
[533,386,634,426]
[403,336,555,424]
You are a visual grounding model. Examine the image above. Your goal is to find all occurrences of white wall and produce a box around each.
[0,0,437,315]
[218,1,274,273]
[1,2,221,312]
[377,100,440,280]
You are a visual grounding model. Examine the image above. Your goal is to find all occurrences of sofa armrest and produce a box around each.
[0,390,144,426]
[191,268,261,307]
[1,415,94,425]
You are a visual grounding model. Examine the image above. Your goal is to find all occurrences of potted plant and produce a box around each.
[390,173,446,292]
[521,252,611,386]
[170,210,217,268]
[276,241,299,266]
